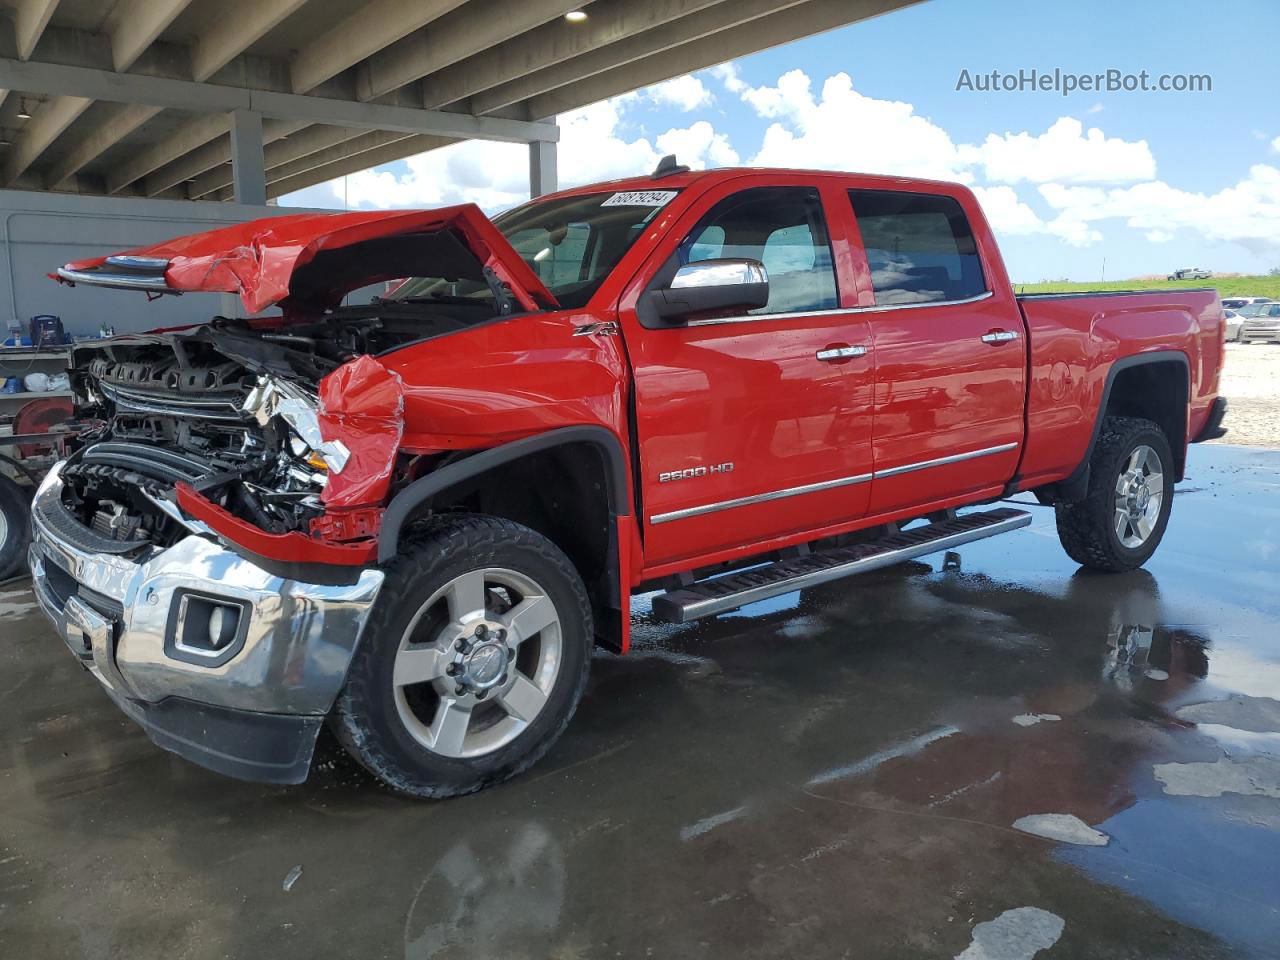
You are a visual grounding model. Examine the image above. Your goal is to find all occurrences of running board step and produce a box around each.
[651,508,1032,623]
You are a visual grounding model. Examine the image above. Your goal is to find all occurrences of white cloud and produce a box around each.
[284,62,1280,267]
[960,117,1155,184]
[731,71,1153,189]
[1038,165,1280,255]
[656,120,739,168]
[330,95,733,213]
[971,185,1102,247]
[642,75,713,112]
[742,70,974,182]
[708,62,746,94]
[971,186,1045,235]
[1087,102,1104,114]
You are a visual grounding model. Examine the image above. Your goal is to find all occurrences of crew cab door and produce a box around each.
[620,181,874,568]
[845,188,1026,514]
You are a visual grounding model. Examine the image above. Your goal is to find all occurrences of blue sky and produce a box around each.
[282,0,1280,282]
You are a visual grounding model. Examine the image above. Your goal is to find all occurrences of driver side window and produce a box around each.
[680,187,838,315]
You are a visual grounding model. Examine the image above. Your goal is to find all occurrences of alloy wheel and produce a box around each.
[392,567,563,759]
[1113,444,1165,548]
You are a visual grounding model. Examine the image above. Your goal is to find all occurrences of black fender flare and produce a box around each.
[377,425,630,564]
[1055,349,1190,500]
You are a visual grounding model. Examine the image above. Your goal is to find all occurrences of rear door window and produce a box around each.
[847,189,987,306]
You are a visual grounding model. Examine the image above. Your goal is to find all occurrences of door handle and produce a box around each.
[816,345,867,361]
[980,330,1018,345]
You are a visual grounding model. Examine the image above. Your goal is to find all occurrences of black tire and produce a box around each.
[1054,417,1174,573]
[0,474,32,582]
[330,514,593,798]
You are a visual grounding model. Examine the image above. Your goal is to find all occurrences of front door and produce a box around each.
[846,188,1026,515]
[623,183,875,569]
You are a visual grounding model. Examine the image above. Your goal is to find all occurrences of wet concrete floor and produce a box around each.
[1,443,1278,959]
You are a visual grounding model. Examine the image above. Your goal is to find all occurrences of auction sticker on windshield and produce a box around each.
[601,190,679,207]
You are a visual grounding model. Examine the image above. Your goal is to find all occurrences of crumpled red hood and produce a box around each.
[56,205,557,315]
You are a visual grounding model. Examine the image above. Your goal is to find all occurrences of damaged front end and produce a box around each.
[24,324,403,782]
[63,326,403,571]
[30,204,564,784]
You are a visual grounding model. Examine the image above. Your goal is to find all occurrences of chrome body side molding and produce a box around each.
[872,442,1020,479]
[648,442,1019,524]
[649,472,873,525]
[683,291,995,329]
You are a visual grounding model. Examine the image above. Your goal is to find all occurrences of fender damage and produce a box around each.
[50,205,562,569]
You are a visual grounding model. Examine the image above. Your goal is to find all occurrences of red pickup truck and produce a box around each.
[35,161,1227,797]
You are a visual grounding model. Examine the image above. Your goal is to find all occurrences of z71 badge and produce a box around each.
[659,462,734,483]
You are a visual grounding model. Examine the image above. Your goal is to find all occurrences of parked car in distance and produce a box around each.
[1221,296,1272,311]
[1239,301,1280,343]
[1168,267,1213,280]
[36,162,1227,798]
[1224,309,1244,342]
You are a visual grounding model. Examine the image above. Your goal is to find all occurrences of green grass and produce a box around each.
[1014,275,1280,299]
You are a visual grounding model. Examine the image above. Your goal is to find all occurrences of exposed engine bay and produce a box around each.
[60,303,480,551]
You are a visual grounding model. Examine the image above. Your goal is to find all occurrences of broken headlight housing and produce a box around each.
[243,375,350,475]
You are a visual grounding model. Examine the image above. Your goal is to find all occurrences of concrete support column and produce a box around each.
[528,138,557,198]
[229,109,267,206]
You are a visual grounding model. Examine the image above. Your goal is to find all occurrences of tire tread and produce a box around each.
[1054,416,1173,572]
[329,513,593,799]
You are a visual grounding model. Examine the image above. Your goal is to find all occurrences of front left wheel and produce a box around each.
[330,515,593,798]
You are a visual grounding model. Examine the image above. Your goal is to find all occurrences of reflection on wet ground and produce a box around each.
[1,444,1278,958]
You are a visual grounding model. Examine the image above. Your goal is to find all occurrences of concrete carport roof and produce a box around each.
[0,0,918,205]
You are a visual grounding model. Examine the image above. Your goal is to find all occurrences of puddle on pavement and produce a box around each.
[2,444,1278,959]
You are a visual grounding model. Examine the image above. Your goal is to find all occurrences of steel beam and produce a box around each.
[289,0,468,94]
[19,0,189,187]
[190,0,309,82]
[522,0,920,119]
[356,0,588,103]
[264,135,456,201]
[107,112,228,194]
[14,0,60,60]
[2,93,89,185]
[46,0,311,188]
[147,118,304,197]
[103,0,193,72]
[440,0,737,112]
[229,110,266,205]
[187,124,367,198]
[529,139,556,197]
[260,130,422,190]
[0,57,559,143]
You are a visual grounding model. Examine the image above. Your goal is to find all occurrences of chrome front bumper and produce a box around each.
[29,463,385,782]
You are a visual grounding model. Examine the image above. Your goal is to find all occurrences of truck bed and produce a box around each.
[1013,288,1224,490]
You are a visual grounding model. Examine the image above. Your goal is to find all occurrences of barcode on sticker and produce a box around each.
[600,190,679,207]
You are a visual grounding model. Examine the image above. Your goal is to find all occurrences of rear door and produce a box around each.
[845,188,1026,515]
[620,179,875,569]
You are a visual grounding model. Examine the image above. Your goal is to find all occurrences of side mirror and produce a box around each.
[648,258,769,321]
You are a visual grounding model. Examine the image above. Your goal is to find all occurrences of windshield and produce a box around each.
[385,190,679,310]
[1238,303,1269,316]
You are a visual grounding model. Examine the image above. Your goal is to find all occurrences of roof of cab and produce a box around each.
[538,166,975,203]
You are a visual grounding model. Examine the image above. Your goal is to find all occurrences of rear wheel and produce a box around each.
[1054,417,1174,573]
[330,514,593,798]
[0,475,31,582]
